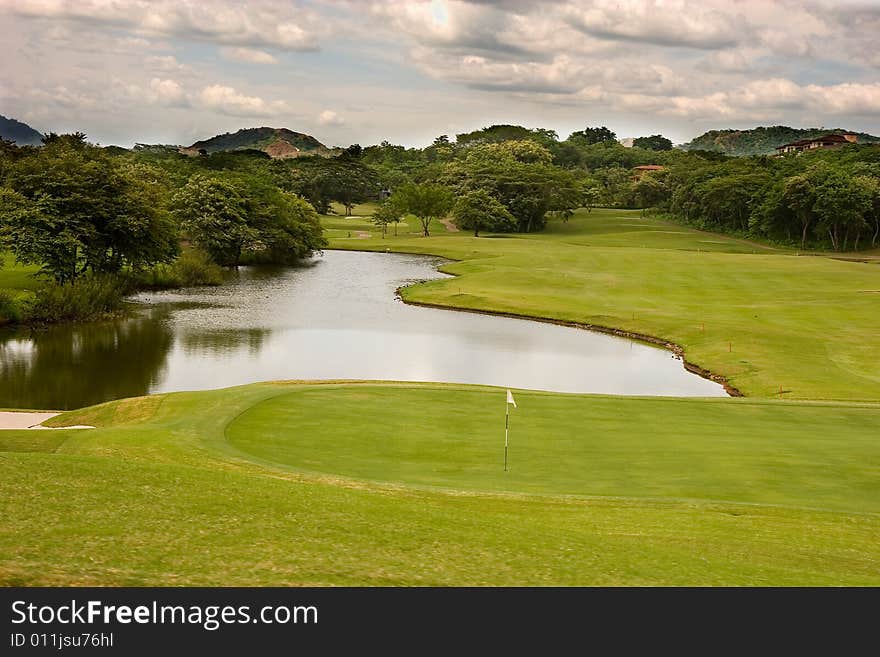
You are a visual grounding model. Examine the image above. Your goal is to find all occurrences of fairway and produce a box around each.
[2,382,879,586]
[324,208,880,401]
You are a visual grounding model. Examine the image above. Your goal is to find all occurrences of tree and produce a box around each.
[372,198,406,238]
[633,134,673,151]
[393,183,454,237]
[857,175,880,247]
[452,189,516,236]
[250,192,326,264]
[582,185,601,213]
[285,156,379,216]
[567,126,617,145]
[442,140,582,232]
[814,170,872,251]
[455,124,556,146]
[782,174,818,249]
[0,134,178,282]
[171,175,255,267]
[632,174,669,210]
[342,143,363,159]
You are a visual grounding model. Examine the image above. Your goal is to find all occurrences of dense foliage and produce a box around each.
[0,133,178,283]
[659,148,880,250]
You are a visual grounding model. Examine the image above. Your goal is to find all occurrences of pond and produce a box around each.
[0,250,726,409]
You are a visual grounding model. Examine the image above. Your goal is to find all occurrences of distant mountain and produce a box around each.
[679,126,880,156]
[0,115,43,146]
[181,127,336,159]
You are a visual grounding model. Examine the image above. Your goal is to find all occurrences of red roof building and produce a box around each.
[775,133,857,154]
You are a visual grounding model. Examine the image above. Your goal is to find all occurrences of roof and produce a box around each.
[775,134,853,149]
[633,165,665,170]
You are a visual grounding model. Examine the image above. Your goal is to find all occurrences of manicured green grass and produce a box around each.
[2,382,878,586]
[227,386,880,513]
[323,208,880,400]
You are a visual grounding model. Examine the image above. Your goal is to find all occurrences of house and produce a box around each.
[775,133,858,154]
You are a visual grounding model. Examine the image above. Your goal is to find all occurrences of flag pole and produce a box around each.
[504,401,509,472]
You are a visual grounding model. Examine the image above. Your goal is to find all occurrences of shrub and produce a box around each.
[0,289,22,325]
[28,276,129,323]
[140,249,224,289]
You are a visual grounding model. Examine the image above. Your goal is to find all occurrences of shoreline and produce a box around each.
[396,290,743,397]
[328,246,742,397]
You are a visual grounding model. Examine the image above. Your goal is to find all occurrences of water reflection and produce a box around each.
[0,310,174,409]
[0,250,727,409]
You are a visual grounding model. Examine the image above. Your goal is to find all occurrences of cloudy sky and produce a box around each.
[1,0,878,148]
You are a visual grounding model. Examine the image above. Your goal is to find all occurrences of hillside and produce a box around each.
[0,115,43,146]
[181,127,336,159]
[679,126,880,156]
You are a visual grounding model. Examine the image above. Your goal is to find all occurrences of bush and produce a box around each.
[140,249,224,289]
[0,289,23,325]
[27,276,129,323]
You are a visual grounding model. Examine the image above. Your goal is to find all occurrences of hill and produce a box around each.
[0,115,43,146]
[181,126,336,159]
[679,125,880,156]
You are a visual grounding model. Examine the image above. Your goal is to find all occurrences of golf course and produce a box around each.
[2,208,879,585]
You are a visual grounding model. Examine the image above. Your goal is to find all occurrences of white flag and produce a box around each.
[506,390,517,408]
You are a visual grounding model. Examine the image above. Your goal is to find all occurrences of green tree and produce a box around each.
[393,183,454,237]
[783,174,819,249]
[582,185,601,213]
[372,198,406,238]
[0,133,177,282]
[443,140,582,232]
[814,170,872,251]
[633,134,673,151]
[172,175,255,267]
[567,126,617,145]
[452,189,516,236]
[250,192,326,264]
[632,174,669,209]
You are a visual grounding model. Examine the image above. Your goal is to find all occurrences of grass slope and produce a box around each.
[2,382,879,586]
[323,208,880,401]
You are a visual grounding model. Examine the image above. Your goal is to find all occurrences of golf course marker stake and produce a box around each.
[505,390,517,472]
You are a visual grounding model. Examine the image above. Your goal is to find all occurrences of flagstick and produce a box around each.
[504,402,509,472]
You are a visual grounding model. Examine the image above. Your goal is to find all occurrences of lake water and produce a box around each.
[0,250,726,409]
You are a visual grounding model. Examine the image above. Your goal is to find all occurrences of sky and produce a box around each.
[0,0,878,148]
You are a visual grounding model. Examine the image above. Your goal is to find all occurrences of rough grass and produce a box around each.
[323,208,880,400]
[2,382,879,586]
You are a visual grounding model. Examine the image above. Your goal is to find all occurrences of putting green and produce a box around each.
[226,384,880,513]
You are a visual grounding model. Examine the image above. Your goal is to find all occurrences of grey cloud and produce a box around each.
[5,0,323,51]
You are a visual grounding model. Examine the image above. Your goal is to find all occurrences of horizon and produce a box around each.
[1,1,879,148]
[3,113,878,151]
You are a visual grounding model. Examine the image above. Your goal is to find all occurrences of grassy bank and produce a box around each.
[2,382,878,586]
[323,208,880,401]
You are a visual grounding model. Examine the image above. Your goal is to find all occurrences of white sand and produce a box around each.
[0,411,93,430]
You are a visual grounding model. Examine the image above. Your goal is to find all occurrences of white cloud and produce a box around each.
[318,110,344,126]
[563,0,744,50]
[640,79,880,120]
[149,78,188,107]
[221,47,278,64]
[198,85,289,117]
[147,55,186,72]
[6,0,323,51]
